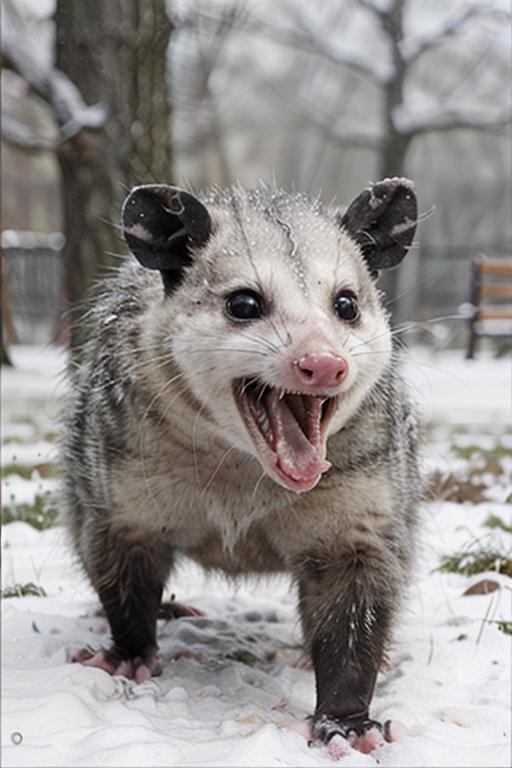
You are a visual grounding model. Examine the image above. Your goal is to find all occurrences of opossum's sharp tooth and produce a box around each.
[254,407,273,444]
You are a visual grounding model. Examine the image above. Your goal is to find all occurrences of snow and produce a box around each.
[401,347,512,425]
[400,1,508,62]
[2,345,511,767]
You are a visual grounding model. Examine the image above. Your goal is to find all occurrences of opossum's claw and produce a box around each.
[347,724,387,754]
[311,714,397,756]
[158,599,205,620]
[71,645,162,681]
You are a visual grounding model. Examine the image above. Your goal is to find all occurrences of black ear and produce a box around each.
[122,184,212,292]
[340,177,417,271]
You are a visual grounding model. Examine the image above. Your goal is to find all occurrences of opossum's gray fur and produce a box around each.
[60,181,422,743]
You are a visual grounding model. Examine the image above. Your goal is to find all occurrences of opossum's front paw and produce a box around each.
[312,713,393,755]
[71,644,161,683]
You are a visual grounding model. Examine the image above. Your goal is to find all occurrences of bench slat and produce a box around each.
[476,307,512,320]
[479,261,512,277]
[480,283,512,300]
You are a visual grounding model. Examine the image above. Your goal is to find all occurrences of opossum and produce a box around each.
[61,177,421,749]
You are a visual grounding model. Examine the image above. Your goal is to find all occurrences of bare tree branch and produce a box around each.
[1,114,55,152]
[1,0,106,140]
[315,121,384,149]
[171,1,248,185]
[289,96,384,149]
[394,104,512,136]
[251,2,391,84]
[400,1,510,63]
[356,0,394,18]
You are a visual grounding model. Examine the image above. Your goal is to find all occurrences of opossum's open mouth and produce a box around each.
[233,379,338,493]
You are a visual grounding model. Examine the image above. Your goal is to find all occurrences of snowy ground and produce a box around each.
[2,345,511,768]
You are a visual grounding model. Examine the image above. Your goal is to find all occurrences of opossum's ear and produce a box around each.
[122,185,212,292]
[340,177,417,271]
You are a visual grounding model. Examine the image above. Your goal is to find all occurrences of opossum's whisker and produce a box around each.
[109,342,176,365]
[249,469,267,503]
[236,328,281,354]
[98,216,124,232]
[241,375,262,395]
[191,373,228,483]
[127,353,176,374]
[103,251,130,261]
[397,352,465,384]
[350,313,465,352]
[273,309,293,347]
[275,498,309,547]
[265,312,289,349]
[200,445,237,499]
[155,365,226,431]
[384,264,450,309]
[137,370,190,525]
[389,312,465,334]
[256,383,268,406]
[416,206,436,224]
[230,188,290,351]
[153,388,201,463]
[88,354,178,393]
[184,347,270,358]
[349,350,394,358]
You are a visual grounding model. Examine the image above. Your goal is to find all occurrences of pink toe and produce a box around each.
[327,734,351,760]
[134,664,152,683]
[350,726,386,753]
[83,651,117,674]
[115,660,133,678]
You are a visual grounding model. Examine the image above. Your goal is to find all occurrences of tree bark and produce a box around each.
[54,0,173,351]
[376,0,411,302]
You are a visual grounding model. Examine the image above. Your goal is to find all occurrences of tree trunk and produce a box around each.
[1,249,15,366]
[0,338,12,367]
[376,0,411,305]
[55,0,173,351]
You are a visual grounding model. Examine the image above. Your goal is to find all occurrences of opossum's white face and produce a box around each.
[123,183,416,493]
[170,200,391,494]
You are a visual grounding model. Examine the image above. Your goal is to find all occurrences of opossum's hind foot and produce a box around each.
[71,645,162,682]
[328,721,408,758]
[311,715,407,758]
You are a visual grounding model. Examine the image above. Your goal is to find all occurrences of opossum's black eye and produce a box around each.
[334,291,359,322]
[226,290,264,320]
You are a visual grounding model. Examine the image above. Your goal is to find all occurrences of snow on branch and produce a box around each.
[400,1,510,63]
[253,2,392,84]
[1,114,54,152]
[357,0,395,16]
[1,0,106,141]
[316,120,384,149]
[393,103,512,136]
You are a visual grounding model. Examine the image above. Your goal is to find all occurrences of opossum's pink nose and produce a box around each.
[293,352,348,389]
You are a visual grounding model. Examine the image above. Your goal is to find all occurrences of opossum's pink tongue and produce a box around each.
[265,389,331,488]
[234,380,334,492]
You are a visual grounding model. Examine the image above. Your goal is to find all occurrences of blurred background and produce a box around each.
[1,6,511,754]
[1,0,511,358]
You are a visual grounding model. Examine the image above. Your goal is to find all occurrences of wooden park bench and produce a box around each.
[465,256,512,358]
